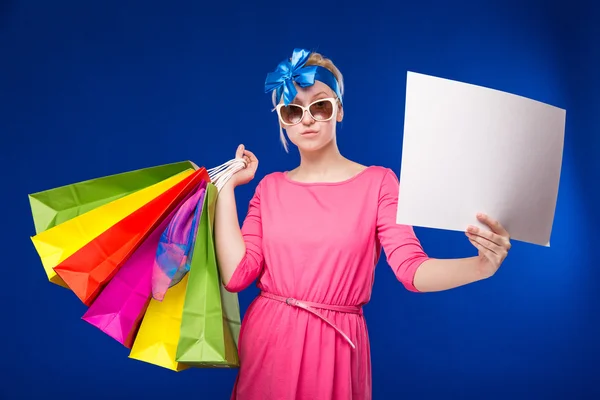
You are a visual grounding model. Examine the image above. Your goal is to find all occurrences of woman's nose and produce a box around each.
[302,108,314,125]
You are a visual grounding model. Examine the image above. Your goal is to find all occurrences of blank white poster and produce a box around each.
[396,71,566,247]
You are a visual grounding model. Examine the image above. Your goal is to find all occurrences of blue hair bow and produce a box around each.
[264,48,342,106]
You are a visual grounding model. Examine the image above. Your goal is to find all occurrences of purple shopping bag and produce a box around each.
[151,180,207,301]
[81,180,207,348]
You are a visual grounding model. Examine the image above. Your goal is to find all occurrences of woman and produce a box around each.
[214,48,512,400]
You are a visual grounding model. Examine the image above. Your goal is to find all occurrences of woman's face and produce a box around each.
[277,81,343,153]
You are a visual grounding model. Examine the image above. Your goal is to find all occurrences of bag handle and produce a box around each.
[207,158,248,191]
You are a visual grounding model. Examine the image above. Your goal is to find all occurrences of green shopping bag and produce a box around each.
[175,183,242,368]
[28,161,195,234]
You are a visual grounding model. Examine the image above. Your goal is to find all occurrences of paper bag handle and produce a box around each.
[207,158,248,191]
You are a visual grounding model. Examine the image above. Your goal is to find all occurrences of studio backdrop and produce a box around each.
[1,0,598,399]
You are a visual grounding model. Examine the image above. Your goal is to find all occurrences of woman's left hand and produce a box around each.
[465,213,512,277]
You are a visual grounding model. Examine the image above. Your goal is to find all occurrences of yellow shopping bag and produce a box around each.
[128,274,190,372]
[30,170,194,287]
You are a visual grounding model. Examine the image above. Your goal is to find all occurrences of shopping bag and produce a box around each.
[81,180,208,348]
[175,182,241,368]
[127,182,207,370]
[28,157,248,371]
[28,161,195,234]
[151,181,207,301]
[31,169,195,287]
[128,272,191,372]
[53,168,209,305]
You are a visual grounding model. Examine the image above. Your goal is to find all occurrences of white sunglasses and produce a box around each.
[273,97,339,126]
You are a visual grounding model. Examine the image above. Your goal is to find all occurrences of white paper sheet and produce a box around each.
[396,71,566,247]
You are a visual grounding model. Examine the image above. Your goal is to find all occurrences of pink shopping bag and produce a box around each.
[81,180,207,348]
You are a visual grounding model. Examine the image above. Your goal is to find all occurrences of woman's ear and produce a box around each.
[337,105,344,122]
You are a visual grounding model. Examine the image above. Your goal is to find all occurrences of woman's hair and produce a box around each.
[273,51,345,152]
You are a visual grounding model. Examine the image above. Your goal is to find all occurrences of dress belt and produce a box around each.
[259,291,362,349]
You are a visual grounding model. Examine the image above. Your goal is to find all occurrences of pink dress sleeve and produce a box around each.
[223,180,265,293]
[376,168,430,292]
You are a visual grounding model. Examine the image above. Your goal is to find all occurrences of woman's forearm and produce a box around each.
[413,256,491,292]
[213,181,246,286]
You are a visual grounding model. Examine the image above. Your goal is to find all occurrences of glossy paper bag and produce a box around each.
[28,161,195,235]
[53,168,209,305]
[128,274,191,372]
[31,169,194,287]
[175,183,241,368]
[81,182,206,347]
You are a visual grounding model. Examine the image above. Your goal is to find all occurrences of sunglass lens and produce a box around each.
[280,105,303,124]
[309,100,334,121]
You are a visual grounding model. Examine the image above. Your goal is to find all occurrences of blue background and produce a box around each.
[1,0,598,399]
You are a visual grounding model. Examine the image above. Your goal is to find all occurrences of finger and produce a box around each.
[235,144,245,159]
[465,231,503,255]
[243,152,259,169]
[466,225,505,247]
[477,213,509,237]
[468,237,495,260]
[243,149,258,162]
[242,155,251,166]
[467,233,508,263]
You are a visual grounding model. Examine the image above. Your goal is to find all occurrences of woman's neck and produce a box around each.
[290,140,355,182]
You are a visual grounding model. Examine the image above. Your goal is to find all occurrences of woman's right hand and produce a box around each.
[229,144,258,188]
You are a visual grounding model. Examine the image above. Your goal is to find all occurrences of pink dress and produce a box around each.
[224,166,430,400]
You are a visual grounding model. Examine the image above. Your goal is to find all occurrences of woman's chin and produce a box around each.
[294,138,334,153]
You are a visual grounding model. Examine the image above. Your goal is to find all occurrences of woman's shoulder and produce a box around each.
[249,170,286,192]
[359,164,399,185]
[354,165,402,202]
[257,170,286,184]
[362,164,397,177]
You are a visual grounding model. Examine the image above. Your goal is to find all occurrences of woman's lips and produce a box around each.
[301,130,318,136]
